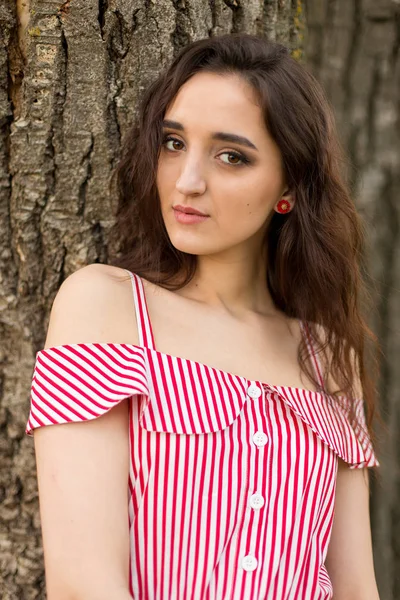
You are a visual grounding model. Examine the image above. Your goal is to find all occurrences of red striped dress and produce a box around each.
[26,271,379,600]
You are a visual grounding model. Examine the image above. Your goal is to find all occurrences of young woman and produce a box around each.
[26,34,381,599]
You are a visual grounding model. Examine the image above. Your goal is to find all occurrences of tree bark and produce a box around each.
[305,1,400,598]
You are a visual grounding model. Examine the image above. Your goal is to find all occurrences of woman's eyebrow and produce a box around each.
[162,119,258,151]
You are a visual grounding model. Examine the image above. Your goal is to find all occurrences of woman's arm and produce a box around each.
[32,264,136,599]
[316,323,380,599]
[325,458,380,600]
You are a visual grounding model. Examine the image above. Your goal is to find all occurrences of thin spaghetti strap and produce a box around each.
[299,320,325,391]
[123,269,156,350]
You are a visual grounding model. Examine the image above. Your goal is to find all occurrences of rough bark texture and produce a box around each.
[305,1,399,598]
[1,1,305,598]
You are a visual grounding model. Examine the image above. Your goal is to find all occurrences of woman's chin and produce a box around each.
[167,233,220,257]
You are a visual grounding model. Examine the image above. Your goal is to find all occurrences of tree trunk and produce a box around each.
[305,1,400,598]
[1,1,306,598]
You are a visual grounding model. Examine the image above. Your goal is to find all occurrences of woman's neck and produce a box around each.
[174,255,277,318]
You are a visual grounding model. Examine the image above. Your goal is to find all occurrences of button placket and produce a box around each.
[241,382,268,574]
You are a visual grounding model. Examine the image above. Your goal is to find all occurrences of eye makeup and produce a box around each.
[161,134,252,167]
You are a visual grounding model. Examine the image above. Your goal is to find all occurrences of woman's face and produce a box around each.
[157,71,293,257]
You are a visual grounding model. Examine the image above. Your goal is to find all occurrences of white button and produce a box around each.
[249,493,265,509]
[242,555,258,571]
[253,431,268,447]
[247,383,261,399]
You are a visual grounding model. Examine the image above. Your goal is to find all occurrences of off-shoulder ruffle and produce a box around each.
[25,343,149,436]
[25,342,379,469]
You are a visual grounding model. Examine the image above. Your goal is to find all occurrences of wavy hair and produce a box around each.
[109,33,383,456]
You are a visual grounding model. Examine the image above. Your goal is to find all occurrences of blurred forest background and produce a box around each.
[1,0,399,598]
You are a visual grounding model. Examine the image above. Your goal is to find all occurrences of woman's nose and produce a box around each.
[175,156,207,196]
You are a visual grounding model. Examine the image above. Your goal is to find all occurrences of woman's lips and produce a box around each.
[173,207,210,224]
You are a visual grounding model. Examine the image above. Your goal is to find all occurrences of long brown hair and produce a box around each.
[109,33,383,457]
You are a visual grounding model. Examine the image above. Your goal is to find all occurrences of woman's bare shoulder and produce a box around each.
[68,262,132,281]
[43,263,139,349]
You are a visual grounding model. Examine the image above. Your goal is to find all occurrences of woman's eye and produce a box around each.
[219,151,250,166]
[163,136,184,152]
[161,135,250,167]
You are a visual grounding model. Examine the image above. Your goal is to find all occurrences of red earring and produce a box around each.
[275,199,292,214]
